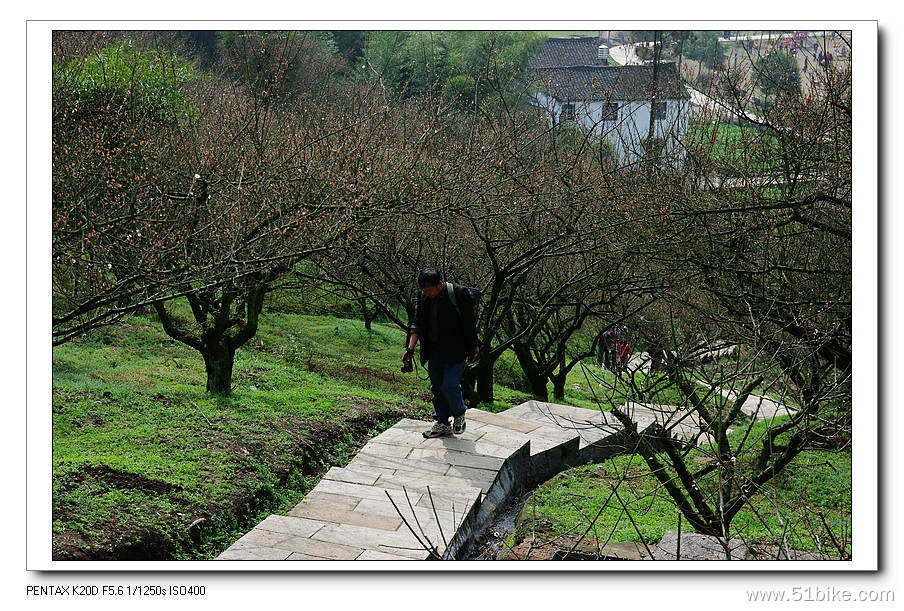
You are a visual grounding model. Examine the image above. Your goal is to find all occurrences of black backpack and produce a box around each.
[445,282,480,323]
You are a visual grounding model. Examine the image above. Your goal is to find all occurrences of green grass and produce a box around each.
[515,413,851,556]
[687,121,782,175]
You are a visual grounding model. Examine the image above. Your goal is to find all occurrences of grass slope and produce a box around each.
[511,414,851,557]
[53,309,438,559]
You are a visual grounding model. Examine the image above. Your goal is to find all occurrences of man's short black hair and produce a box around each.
[418,268,443,288]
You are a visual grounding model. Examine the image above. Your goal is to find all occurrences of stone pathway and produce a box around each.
[217,400,651,561]
[695,379,797,422]
[217,390,793,561]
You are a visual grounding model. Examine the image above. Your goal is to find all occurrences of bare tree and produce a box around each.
[52,32,410,394]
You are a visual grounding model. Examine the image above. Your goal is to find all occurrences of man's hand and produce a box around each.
[402,347,415,364]
[467,348,479,363]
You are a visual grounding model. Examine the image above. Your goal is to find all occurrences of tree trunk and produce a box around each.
[203,344,236,395]
[464,358,496,404]
[512,342,549,400]
[476,364,494,403]
[551,371,567,400]
[358,298,373,330]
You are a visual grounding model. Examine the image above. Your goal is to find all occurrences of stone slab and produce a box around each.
[349,451,450,475]
[286,552,335,560]
[619,402,709,442]
[357,549,416,560]
[217,543,292,561]
[697,382,796,421]
[299,490,365,511]
[465,408,545,434]
[442,464,499,487]
[230,528,326,556]
[371,424,489,448]
[360,441,413,459]
[311,478,424,505]
[354,497,461,534]
[311,522,437,559]
[277,537,364,560]
[467,427,534,451]
[497,404,587,445]
[374,471,485,494]
[256,515,326,537]
[288,499,404,531]
[322,466,381,486]
[652,530,748,561]
[371,476,482,505]
[407,447,506,471]
[418,435,517,459]
[414,493,476,513]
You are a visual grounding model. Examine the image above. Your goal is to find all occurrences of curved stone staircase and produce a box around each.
[217,393,792,561]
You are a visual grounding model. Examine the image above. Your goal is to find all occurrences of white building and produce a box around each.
[529,37,691,168]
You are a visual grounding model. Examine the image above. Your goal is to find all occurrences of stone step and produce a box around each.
[618,402,706,441]
[467,407,581,454]
[500,400,623,450]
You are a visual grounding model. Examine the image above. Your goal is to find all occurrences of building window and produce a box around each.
[602,103,619,122]
[652,102,667,120]
[561,103,575,122]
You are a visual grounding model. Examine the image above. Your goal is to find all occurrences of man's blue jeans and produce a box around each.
[427,351,468,423]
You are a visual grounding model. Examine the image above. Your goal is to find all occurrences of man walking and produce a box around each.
[402,269,478,438]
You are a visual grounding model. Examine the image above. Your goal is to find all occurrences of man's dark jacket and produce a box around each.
[411,283,478,365]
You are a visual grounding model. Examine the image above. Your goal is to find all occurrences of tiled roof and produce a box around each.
[530,36,608,68]
[529,63,690,102]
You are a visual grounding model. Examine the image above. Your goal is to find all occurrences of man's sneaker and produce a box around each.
[423,421,453,438]
[452,413,466,435]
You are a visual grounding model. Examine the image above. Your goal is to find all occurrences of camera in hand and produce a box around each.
[401,347,414,373]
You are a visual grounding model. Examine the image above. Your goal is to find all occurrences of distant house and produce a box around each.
[529,36,691,167]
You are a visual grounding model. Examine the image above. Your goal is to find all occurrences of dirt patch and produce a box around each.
[56,464,180,497]
[498,533,651,561]
[344,364,405,384]
[53,465,186,561]
[506,395,533,406]
[303,358,424,392]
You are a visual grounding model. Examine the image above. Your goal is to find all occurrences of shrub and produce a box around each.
[54,41,198,124]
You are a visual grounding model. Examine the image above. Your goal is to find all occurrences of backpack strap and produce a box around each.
[445,282,460,317]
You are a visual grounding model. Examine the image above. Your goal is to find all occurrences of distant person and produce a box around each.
[593,327,617,371]
[613,324,630,373]
[402,269,478,438]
